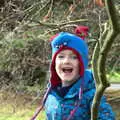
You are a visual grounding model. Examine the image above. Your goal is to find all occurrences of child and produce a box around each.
[30,26,115,120]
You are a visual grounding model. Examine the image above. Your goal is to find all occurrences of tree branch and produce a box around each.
[30,19,88,28]
[91,0,120,119]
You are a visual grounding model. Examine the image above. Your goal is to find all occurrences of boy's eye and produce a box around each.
[57,55,64,59]
[56,54,77,59]
[71,55,78,59]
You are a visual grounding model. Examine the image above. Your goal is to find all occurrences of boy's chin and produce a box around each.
[61,78,73,81]
[62,78,77,83]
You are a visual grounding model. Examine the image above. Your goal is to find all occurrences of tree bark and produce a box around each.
[91,0,120,119]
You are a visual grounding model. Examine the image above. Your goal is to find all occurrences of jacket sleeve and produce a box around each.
[97,95,115,120]
[87,86,116,119]
[85,88,115,120]
[85,70,116,120]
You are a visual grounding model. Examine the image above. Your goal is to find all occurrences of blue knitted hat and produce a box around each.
[50,31,89,87]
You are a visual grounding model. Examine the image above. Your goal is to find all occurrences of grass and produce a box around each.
[0,103,45,120]
[0,90,46,120]
[107,72,120,83]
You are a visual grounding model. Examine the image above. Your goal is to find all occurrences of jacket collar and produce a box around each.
[64,78,82,99]
[64,70,95,99]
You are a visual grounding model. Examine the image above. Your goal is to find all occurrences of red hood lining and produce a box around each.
[50,46,84,87]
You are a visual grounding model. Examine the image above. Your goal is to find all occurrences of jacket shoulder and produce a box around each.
[83,69,95,91]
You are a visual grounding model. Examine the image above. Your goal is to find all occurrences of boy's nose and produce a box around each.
[63,57,70,64]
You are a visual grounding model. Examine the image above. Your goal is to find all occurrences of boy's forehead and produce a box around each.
[58,49,75,54]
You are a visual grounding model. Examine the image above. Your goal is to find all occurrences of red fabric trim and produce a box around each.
[49,33,59,42]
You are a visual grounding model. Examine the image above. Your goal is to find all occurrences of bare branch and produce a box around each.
[91,0,120,119]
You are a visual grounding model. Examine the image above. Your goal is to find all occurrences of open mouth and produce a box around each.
[62,68,73,73]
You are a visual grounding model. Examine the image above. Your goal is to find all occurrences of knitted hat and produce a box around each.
[50,26,89,87]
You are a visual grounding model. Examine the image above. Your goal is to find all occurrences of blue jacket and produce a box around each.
[44,70,115,120]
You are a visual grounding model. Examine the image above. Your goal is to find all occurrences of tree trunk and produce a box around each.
[91,0,120,119]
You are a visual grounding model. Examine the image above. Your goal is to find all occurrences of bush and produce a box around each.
[0,38,50,88]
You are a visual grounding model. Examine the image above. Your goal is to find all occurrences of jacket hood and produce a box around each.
[50,32,89,87]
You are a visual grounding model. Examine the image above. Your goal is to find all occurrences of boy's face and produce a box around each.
[55,49,80,87]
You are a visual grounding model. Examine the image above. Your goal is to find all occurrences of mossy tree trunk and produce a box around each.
[91,0,120,120]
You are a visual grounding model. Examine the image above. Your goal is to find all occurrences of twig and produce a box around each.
[30,19,88,29]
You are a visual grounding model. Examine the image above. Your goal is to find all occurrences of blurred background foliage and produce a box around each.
[0,0,120,91]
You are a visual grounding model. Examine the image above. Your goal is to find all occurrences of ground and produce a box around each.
[0,89,120,120]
